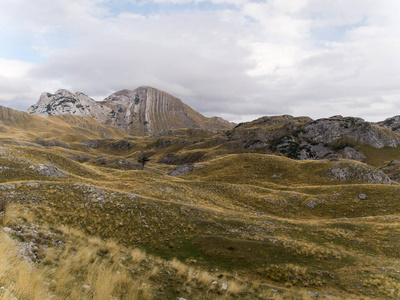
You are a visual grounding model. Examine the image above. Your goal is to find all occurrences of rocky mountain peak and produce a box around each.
[27,89,111,124]
[28,86,234,136]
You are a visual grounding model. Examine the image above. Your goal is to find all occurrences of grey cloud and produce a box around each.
[2,0,400,124]
[29,10,274,118]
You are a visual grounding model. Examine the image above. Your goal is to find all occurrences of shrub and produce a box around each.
[137,152,151,169]
[0,197,10,215]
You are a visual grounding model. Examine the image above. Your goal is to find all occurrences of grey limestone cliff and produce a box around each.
[225,115,400,161]
[28,87,234,136]
[27,89,111,123]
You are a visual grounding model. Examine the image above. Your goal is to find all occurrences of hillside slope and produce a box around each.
[0,113,400,298]
[3,105,400,298]
[0,105,127,142]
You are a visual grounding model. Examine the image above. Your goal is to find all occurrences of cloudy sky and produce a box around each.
[0,0,399,123]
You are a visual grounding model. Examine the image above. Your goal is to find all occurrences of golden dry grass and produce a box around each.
[1,110,400,299]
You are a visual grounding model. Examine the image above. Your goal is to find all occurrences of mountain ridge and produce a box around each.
[28,86,235,136]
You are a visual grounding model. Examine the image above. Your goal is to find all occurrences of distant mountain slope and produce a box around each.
[28,87,235,136]
[225,115,400,160]
[0,105,127,142]
[377,115,400,132]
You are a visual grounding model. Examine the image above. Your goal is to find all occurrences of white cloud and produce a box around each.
[0,0,400,123]
[0,59,34,78]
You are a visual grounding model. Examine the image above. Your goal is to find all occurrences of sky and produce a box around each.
[0,0,400,123]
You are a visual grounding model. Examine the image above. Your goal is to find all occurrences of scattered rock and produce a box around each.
[29,164,65,177]
[359,194,367,200]
[168,164,195,176]
[82,285,90,290]
[380,267,387,272]
[221,282,228,290]
[306,200,317,208]
[272,174,279,179]
[212,280,218,285]
[0,184,16,190]
[3,227,12,233]
[327,162,391,184]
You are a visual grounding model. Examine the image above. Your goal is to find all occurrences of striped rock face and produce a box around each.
[28,86,234,136]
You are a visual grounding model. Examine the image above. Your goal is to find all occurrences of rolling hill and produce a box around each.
[1,97,400,299]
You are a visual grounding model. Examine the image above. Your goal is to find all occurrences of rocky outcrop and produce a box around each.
[224,115,400,161]
[300,116,400,149]
[377,115,400,133]
[27,89,111,123]
[380,160,400,182]
[326,161,391,184]
[28,87,234,136]
[168,164,195,176]
[28,164,66,177]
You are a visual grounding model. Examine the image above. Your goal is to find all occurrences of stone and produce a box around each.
[327,162,391,184]
[359,194,367,200]
[306,200,317,208]
[3,227,12,233]
[29,164,65,177]
[168,164,194,176]
[221,282,228,290]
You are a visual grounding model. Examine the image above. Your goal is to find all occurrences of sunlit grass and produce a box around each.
[0,113,399,299]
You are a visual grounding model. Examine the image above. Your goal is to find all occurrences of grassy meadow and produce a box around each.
[1,110,400,299]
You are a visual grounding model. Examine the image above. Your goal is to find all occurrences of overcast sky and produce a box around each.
[0,0,399,123]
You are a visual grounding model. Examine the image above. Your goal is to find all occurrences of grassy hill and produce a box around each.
[1,108,400,299]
